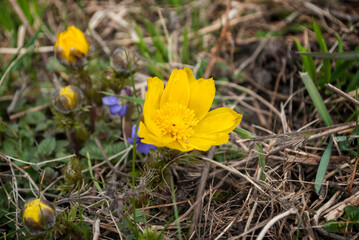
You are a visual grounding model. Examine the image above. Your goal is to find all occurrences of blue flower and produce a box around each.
[102,96,127,117]
[128,125,156,154]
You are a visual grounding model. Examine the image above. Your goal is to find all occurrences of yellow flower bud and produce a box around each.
[52,85,83,114]
[21,198,56,234]
[111,47,138,75]
[54,26,93,67]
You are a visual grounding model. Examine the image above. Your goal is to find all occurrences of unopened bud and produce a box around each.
[21,198,56,234]
[111,47,138,75]
[54,25,94,67]
[52,85,83,114]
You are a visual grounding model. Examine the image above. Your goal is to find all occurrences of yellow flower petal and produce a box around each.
[194,107,242,135]
[166,140,193,152]
[186,134,229,151]
[138,121,166,147]
[160,69,190,107]
[184,67,196,83]
[188,77,215,121]
[144,77,164,120]
[138,121,174,147]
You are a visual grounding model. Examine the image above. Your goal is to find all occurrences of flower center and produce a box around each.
[154,102,198,140]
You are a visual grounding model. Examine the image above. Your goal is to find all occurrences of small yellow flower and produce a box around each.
[138,68,243,152]
[54,26,92,66]
[52,85,83,114]
[22,198,56,234]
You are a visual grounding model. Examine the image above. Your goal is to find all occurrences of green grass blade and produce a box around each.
[300,72,333,126]
[347,44,359,91]
[297,51,359,61]
[144,19,168,62]
[313,19,331,83]
[182,27,190,64]
[336,34,344,66]
[233,127,256,138]
[134,23,150,58]
[78,184,88,240]
[170,176,182,240]
[100,91,145,105]
[315,137,333,194]
[17,0,33,25]
[86,152,103,193]
[0,2,15,31]
[257,144,266,181]
[295,39,316,81]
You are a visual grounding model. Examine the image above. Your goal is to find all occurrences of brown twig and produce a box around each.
[189,147,216,237]
[0,153,39,194]
[325,83,359,107]
[94,137,131,178]
[8,0,34,36]
[347,157,359,194]
[9,104,49,120]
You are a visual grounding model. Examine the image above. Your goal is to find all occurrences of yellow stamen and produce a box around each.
[154,102,198,140]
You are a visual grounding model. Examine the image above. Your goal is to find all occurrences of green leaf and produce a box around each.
[300,72,333,126]
[344,206,359,221]
[323,220,339,233]
[336,136,357,157]
[25,111,46,125]
[37,137,56,156]
[1,139,19,157]
[35,120,51,132]
[55,140,69,152]
[315,137,333,194]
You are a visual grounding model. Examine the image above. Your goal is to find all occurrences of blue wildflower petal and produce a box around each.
[128,125,138,144]
[137,142,156,154]
[137,142,151,154]
[118,105,127,117]
[109,105,123,115]
[128,124,156,154]
[102,96,119,106]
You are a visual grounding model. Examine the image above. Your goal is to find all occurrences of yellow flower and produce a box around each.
[52,85,83,114]
[54,26,92,66]
[138,68,243,152]
[22,198,56,234]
